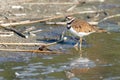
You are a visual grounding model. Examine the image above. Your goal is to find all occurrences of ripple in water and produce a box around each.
[69,57,96,68]
[103,76,120,80]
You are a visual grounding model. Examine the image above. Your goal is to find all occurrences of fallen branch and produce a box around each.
[0,49,62,54]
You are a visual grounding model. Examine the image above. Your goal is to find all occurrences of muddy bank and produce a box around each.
[0,0,120,20]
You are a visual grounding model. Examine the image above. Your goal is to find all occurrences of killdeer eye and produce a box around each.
[65,16,68,19]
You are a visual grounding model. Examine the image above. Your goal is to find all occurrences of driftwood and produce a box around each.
[0,49,62,54]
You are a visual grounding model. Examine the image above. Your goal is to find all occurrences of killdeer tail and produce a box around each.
[97,29,110,34]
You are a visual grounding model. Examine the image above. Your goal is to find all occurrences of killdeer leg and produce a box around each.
[74,40,79,51]
[74,37,82,51]
[60,29,67,40]
[74,42,79,47]
[79,37,83,51]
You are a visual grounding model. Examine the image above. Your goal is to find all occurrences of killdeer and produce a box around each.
[62,16,107,50]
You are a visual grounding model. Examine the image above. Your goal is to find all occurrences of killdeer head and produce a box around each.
[65,16,75,24]
[65,16,75,29]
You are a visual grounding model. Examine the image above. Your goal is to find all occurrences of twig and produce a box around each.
[23,2,78,5]
[99,14,120,23]
[30,29,42,34]
[9,0,33,3]
[0,38,64,46]
[0,42,46,46]
[23,26,36,33]
[0,20,31,27]
[66,5,77,12]
[46,22,66,25]
[66,0,86,12]
[46,21,98,25]
[0,20,4,23]
[1,26,27,38]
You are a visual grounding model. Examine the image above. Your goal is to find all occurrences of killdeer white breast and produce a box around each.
[62,16,107,50]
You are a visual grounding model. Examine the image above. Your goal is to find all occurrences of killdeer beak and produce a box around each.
[62,16,70,22]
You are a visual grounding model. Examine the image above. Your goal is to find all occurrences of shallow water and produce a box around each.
[0,26,120,80]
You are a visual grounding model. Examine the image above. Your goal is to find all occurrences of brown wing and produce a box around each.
[71,19,98,33]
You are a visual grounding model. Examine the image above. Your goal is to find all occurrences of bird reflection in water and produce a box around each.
[65,50,96,80]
